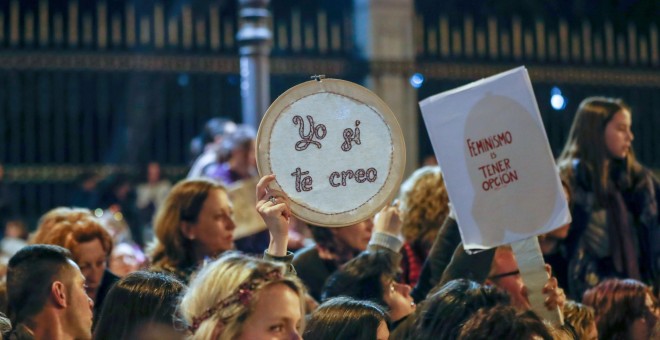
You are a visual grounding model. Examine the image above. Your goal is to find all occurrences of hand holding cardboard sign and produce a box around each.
[512,237,564,325]
[542,265,566,311]
[420,67,569,324]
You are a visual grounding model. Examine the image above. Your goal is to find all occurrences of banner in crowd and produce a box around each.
[420,67,571,252]
[256,78,406,227]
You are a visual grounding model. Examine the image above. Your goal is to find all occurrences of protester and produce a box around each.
[322,249,416,328]
[148,178,236,283]
[6,245,94,339]
[93,271,185,340]
[457,305,553,340]
[563,300,597,340]
[293,218,374,301]
[178,252,306,339]
[188,118,237,178]
[397,166,450,285]
[109,242,145,277]
[136,161,172,243]
[582,278,659,340]
[303,297,389,340]
[31,207,94,244]
[406,279,510,340]
[97,173,142,247]
[204,125,257,186]
[557,97,659,299]
[136,162,172,214]
[33,214,118,317]
[0,220,28,258]
[485,246,566,311]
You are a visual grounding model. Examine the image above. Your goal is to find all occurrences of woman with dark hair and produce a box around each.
[293,219,373,301]
[582,278,659,340]
[93,271,185,340]
[557,97,659,298]
[409,279,510,340]
[457,305,553,340]
[322,249,416,328]
[303,297,389,340]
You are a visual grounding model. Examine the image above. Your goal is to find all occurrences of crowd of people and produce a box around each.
[0,96,658,339]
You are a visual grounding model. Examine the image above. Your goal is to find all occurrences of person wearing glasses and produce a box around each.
[485,246,565,311]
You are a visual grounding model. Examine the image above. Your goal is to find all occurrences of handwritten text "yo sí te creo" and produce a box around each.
[289,115,377,192]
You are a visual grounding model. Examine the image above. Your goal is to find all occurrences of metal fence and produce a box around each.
[0,0,659,226]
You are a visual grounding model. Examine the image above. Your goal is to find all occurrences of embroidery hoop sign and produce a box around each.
[256,78,406,227]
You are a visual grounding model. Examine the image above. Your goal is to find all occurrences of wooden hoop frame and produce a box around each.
[256,78,406,227]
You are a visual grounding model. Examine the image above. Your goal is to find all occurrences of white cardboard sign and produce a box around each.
[419,67,571,252]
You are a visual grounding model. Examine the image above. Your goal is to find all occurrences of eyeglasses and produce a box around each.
[488,270,520,280]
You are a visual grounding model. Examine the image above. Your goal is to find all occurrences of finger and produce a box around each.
[545,296,557,309]
[256,175,276,201]
[263,203,290,220]
[391,206,401,217]
[272,202,291,216]
[280,202,292,220]
[542,276,558,292]
[378,204,389,214]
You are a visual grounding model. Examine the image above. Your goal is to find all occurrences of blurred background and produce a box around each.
[0,0,659,229]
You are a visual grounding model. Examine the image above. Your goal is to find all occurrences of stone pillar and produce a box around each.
[237,0,271,129]
[354,0,418,177]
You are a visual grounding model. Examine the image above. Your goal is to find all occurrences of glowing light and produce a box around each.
[94,209,103,217]
[410,73,424,89]
[550,87,566,110]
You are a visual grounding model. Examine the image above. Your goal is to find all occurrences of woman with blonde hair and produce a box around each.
[179,252,306,339]
[397,166,450,285]
[557,97,659,299]
[148,178,236,283]
[33,213,118,316]
[563,300,597,340]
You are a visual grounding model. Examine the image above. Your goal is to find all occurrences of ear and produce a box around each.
[180,221,196,241]
[51,281,68,308]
